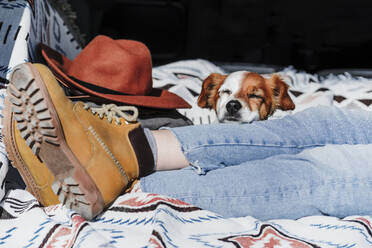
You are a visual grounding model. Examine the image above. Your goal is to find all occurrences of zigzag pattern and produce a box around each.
[152,220,177,247]
[268,222,359,248]
[149,230,166,248]
[311,223,372,245]
[73,225,125,247]
[0,2,28,9]
[98,206,222,226]
[0,227,16,245]
[3,197,40,214]
[188,219,263,247]
[154,207,222,224]
[73,228,96,248]
[23,219,52,248]
[0,65,12,75]
[95,216,154,226]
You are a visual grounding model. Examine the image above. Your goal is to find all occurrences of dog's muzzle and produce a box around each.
[226,100,242,115]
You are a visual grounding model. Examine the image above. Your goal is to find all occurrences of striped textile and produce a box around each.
[0,0,80,203]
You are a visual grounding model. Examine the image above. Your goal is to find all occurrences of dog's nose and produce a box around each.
[226,100,242,115]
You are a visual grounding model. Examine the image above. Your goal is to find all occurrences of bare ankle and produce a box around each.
[151,130,189,171]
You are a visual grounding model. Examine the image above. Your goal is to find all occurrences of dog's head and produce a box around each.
[197,71,295,123]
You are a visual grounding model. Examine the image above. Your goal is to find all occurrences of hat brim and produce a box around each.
[41,44,191,109]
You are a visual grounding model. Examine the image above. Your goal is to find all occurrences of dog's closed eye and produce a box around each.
[248,93,264,100]
[220,89,232,95]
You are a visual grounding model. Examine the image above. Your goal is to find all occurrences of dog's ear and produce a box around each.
[268,74,295,111]
[197,73,227,109]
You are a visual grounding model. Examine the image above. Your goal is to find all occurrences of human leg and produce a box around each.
[6,63,372,220]
[140,143,372,220]
[150,129,189,171]
[157,106,372,174]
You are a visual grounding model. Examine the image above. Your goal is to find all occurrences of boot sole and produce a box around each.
[5,63,104,219]
[3,94,45,202]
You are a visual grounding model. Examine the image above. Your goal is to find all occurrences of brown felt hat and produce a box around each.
[41,35,191,109]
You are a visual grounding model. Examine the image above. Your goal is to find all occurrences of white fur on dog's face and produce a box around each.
[197,71,295,123]
[216,71,260,123]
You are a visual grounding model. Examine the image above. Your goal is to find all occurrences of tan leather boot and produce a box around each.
[4,63,154,219]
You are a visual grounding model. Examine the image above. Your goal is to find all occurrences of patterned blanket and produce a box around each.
[1,188,372,247]
[1,62,372,247]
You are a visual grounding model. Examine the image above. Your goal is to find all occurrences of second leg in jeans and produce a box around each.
[140,143,372,220]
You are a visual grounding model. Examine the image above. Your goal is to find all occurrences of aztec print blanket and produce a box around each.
[1,62,372,247]
[1,0,372,247]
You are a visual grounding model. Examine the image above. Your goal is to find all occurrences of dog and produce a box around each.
[197,71,295,123]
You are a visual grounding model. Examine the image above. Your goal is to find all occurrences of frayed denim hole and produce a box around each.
[189,161,206,175]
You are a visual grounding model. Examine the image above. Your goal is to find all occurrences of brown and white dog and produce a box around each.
[197,71,295,123]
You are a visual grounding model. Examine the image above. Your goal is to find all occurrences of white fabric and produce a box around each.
[1,189,372,247]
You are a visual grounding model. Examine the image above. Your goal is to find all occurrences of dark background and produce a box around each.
[68,0,372,73]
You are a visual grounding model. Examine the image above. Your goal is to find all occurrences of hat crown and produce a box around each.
[41,35,191,109]
[67,35,153,95]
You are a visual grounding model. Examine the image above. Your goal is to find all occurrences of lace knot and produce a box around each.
[84,103,138,124]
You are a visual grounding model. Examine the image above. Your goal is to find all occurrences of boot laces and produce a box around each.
[83,103,138,124]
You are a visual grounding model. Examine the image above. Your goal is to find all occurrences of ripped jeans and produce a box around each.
[140,106,372,220]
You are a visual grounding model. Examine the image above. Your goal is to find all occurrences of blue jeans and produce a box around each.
[140,106,372,220]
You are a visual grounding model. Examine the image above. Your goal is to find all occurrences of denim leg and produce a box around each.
[167,106,372,174]
[140,143,372,220]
